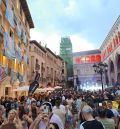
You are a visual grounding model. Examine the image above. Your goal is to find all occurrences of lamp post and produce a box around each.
[93,62,108,92]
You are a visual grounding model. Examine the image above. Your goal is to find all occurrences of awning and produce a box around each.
[5,84,12,88]
[13,86,29,91]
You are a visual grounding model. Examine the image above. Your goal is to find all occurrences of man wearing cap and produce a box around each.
[79,105,104,129]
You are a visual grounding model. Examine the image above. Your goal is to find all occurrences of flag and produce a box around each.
[28,73,40,94]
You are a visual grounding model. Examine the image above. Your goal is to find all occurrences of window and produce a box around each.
[10,28,14,38]
[5,87,9,95]
[34,47,36,52]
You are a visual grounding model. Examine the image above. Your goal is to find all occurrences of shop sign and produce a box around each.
[0,65,8,82]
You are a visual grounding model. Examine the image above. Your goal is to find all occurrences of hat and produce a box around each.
[82,105,93,113]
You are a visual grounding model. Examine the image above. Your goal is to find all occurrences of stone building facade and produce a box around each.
[29,40,66,87]
[73,50,101,90]
[0,0,34,97]
[28,40,46,87]
[100,16,120,86]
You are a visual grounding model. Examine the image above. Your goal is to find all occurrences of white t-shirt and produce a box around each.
[39,114,64,129]
[53,105,66,113]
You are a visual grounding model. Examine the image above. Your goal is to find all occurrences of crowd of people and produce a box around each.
[0,87,119,129]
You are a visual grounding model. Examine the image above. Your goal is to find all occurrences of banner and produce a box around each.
[15,45,22,63]
[24,55,28,66]
[28,73,40,94]
[15,17,22,38]
[18,73,24,83]
[3,32,15,60]
[5,0,14,28]
[21,29,27,46]
[0,65,8,83]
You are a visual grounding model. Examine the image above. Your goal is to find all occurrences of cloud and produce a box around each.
[30,29,95,54]
[28,0,120,53]
[30,29,61,54]
[70,35,96,52]
[64,0,77,15]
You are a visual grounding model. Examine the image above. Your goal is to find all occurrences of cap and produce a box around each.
[82,105,93,113]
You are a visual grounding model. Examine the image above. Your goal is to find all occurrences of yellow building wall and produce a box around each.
[0,0,30,97]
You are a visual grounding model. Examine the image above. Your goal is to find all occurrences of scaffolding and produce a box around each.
[60,37,73,79]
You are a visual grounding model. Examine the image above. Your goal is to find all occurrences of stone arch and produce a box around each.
[108,59,115,85]
[116,54,120,83]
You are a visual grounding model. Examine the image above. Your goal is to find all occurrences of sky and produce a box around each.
[27,0,120,54]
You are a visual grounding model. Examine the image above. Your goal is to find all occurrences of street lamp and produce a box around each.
[93,62,108,92]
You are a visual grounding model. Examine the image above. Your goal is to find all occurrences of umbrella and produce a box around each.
[35,88,47,93]
[54,86,62,89]
[44,87,55,91]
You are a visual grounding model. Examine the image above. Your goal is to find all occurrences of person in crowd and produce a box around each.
[72,96,78,128]
[107,101,119,126]
[79,105,104,129]
[76,95,82,113]
[21,107,33,129]
[26,95,35,107]
[29,101,38,120]
[3,96,11,117]
[102,101,114,118]
[107,101,119,117]
[66,95,73,111]
[0,97,5,105]
[97,108,115,129]
[48,122,59,129]
[53,97,66,127]
[0,105,5,128]
[29,102,64,129]
[14,98,19,110]
[9,98,17,110]
[1,109,22,129]
[78,101,87,124]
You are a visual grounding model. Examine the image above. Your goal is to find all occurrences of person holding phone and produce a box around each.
[1,109,23,129]
[29,102,64,129]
